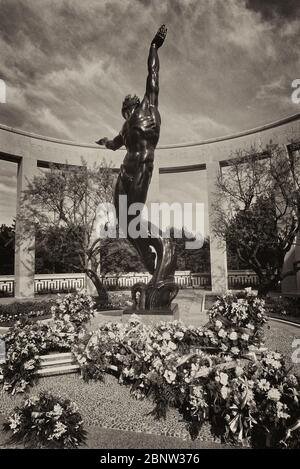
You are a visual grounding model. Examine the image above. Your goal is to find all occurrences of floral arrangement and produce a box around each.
[3,391,86,448]
[51,291,96,328]
[0,318,78,394]
[74,289,267,388]
[72,290,300,448]
[208,288,267,355]
[2,288,300,448]
[0,293,93,394]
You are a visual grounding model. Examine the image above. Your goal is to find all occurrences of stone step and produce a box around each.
[39,352,73,362]
[36,363,80,377]
[39,357,75,368]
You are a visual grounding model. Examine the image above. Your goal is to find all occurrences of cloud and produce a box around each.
[0,0,299,144]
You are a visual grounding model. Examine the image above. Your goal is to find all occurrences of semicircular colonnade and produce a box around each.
[1,112,300,298]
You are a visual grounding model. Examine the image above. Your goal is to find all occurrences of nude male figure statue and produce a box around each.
[97,25,178,310]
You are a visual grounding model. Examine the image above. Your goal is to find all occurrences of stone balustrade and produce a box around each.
[0,270,260,297]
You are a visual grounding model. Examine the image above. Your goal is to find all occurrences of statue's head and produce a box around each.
[122,94,140,120]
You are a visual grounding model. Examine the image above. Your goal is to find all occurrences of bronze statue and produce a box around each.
[96,25,178,311]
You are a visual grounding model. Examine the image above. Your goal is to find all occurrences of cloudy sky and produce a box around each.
[0,0,300,225]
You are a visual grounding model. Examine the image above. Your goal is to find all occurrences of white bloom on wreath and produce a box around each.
[164,369,177,384]
[267,387,281,402]
[231,347,240,356]
[221,386,229,399]
[241,333,249,341]
[167,341,177,351]
[215,320,223,329]
[229,331,238,341]
[276,402,290,419]
[220,372,229,386]
[151,356,161,370]
[218,329,227,338]
[257,379,271,392]
[24,359,36,370]
[235,366,244,377]
[162,332,171,341]
[53,404,64,417]
[48,421,68,440]
[9,413,22,433]
[245,287,256,297]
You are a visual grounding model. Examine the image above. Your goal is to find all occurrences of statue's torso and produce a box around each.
[122,101,161,176]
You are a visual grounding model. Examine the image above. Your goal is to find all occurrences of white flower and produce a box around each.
[53,404,63,417]
[229,331,238,341]
[241,333,249,341]
[162,332,171,341]
[9,413,21,433]
[218,329,227,338]
[221,386,229,399]
[216,372,228,386]
[231,347,240,356]
[164,369,177,384]
[276,402,290,419]
[235,366,244,377]
[24,359,36,370]
[267,387,281,402]
[48,421,68,440]
[167,341,177,351]
[174,331,184,339]
[257,379,270,392]
[215,320,223,329]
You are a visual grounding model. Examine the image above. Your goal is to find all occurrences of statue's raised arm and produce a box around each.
[145,24,167,107]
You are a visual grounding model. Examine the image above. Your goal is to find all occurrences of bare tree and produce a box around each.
[212,142,300,294]
[21,159,114,298]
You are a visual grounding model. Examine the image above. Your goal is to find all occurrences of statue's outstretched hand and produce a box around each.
[95,137,108,146]
[151,24,167,48]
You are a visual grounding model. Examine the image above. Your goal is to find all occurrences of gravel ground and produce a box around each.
[0,374,218,445]
[265,319,300,376]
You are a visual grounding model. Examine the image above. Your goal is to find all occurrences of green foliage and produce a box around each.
[0,300,55,326]
[20,160,114,297]
[171,228,210,273]
[100,238,144,274]
[265,295,300,318]
[0,222,15,275]
[212,143,300,294]
[51,292,95,329]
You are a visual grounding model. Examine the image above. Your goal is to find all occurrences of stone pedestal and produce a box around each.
[122,303,179,324]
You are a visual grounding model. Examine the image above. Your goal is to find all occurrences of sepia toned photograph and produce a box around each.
[0,0,300,460]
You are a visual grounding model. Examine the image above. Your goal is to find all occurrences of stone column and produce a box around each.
[14,156,37,298]
[206,161,228,293]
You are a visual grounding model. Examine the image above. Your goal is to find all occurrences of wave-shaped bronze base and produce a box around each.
[131,280,179,311]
